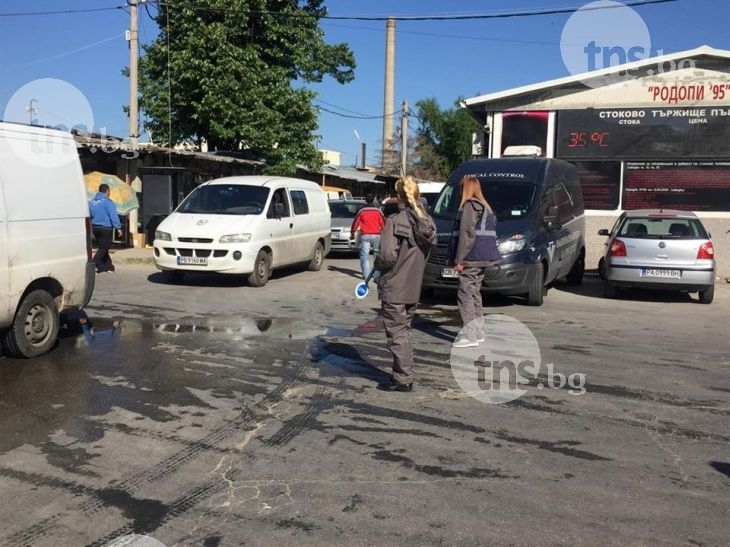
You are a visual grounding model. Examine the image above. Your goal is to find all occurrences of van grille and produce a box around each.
[178,237,214,243]
[427,244,449,266]
[163,248,227,258]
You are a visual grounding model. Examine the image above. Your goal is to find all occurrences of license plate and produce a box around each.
[640,268,680,279]
[441,267,459,278]
[177,256,208,266]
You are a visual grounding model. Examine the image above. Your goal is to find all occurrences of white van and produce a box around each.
[153,176,332,286]
[417,181,445,209]
[0,122,95,357]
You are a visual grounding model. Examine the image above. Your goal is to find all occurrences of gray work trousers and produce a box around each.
[381,301,418,385]
[457,266,485,339]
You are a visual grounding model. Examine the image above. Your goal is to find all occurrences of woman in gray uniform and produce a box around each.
[376,175,437,392]
[451,176,500,348]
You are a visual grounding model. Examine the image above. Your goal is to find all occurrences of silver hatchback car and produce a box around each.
[599,210,716,304]
[328,199,366,254]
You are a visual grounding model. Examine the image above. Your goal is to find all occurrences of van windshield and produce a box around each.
[432,181,536,221]
[177,185,270,215]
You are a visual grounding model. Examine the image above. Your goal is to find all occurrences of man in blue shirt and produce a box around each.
[89,183,123,273]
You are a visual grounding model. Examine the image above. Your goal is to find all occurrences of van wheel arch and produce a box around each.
[3,289,60,358]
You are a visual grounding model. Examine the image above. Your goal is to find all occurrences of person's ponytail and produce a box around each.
[396,175,425,218]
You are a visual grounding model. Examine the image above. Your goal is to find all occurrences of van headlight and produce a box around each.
[219,233,252,243]
[155,230,172,241]
[498,235,527,254]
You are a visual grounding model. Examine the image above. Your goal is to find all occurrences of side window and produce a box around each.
[539,185,555,218]
[267,188,291,218]
[554,183,575,223]
[290,190,309,215]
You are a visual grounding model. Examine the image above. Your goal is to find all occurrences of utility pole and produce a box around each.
[381,17,395,171]
[400,100,409,176]
[128,0,139,151]
[27,99,38,125]
[127,0,140,240]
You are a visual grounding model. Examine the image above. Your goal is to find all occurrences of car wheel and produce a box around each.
[248,250,271,287]
[603,277,618,299]
[565,251,585,286]
[526,265,545,306]
[698,284,714,304]
[597,257,606,280]
[2,289,59,358]
[162,270,185,283]
[307,241,325,271]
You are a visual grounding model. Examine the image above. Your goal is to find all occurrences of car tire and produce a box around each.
[698,284,714,304]
[162,270,185,283]
[307,241,325,271]
[248,250,271,287]
[565,251,585,286]
[597,257,606,280]
[2,289,59,358]
[603,277,618,299]
[526,265,545,306]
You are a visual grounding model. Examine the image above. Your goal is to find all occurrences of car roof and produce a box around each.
[622,209,699,219]
[328,199,366,204]
[201,175,321,190]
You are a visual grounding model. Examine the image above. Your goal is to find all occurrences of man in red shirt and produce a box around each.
[350,194,386,280]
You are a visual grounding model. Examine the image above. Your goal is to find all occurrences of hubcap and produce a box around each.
[25,304,52,347]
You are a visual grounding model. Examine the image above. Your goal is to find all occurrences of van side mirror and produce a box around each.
[598,228,610,236]
[544,205,559,228]
[274,202,284,218]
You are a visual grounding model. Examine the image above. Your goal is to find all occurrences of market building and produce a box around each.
[461,45,730,280]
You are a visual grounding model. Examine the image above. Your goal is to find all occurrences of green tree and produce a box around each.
[411,98,481,180]
[137,0,355,174]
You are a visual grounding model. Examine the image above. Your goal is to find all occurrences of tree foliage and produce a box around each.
[138,0,355,174]
[411,98,481,181]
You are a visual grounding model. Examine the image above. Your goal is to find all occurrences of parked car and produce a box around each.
[328,199,366,253]
[153,176,331,286]
[599,209,716,303]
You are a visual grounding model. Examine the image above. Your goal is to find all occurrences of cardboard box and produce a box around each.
[131,233,146,249]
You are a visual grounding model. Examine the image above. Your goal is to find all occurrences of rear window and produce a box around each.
[618,217,708,239]
[329,201,365,218]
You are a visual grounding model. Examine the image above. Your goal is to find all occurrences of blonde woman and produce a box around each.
[375,175,436,392]
[452,176,500,348]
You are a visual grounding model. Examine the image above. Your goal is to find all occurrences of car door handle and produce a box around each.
[290,223,294,229]
[656,254,668,259]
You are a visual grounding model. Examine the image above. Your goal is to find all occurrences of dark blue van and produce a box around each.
[422,157,586,306]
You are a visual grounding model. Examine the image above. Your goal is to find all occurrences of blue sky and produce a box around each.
[1,0,729,167]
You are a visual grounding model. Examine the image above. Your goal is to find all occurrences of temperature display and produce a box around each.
[567,131,610,148]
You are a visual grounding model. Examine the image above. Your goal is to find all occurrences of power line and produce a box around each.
[315,103,403,120]
[0,5,124,17]
[0,0,678,23]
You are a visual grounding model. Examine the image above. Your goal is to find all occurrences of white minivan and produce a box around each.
[0,122,96,357]
[153,176,332,286]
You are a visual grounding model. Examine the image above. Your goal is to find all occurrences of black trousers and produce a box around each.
[92,226,114,272]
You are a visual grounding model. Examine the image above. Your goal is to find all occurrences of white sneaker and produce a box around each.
[453,337,479,348]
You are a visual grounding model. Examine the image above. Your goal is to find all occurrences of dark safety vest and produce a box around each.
[449,199,500,262]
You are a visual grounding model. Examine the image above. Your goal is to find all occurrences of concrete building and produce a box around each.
[461,45,730,280]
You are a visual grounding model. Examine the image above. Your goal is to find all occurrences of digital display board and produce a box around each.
[623,161,730,211]
[571,161,621,210]
[556,107,730,159]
